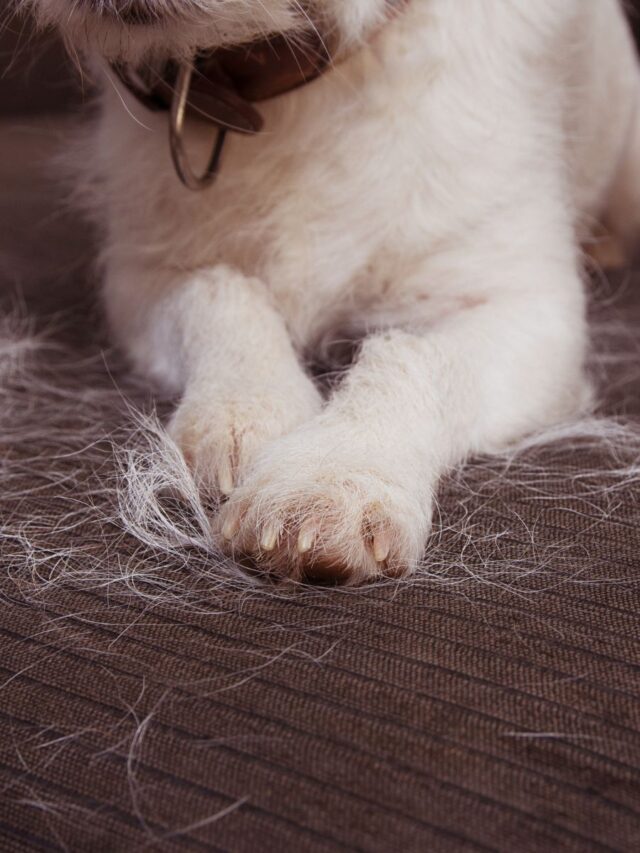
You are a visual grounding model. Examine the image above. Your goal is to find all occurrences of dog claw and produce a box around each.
[221,512,241,541]
[297,523,315,554]
[372,530,391,563]
[217,459,234,496]
[260,525,279,552]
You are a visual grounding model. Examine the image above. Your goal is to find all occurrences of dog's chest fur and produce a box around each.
[89,0,632,349]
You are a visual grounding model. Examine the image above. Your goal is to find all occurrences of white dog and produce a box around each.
[24,0,640,582]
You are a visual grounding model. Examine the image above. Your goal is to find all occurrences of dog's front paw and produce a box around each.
[169,380,322,496]
[215,423,432,584]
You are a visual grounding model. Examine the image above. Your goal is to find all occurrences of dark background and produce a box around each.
[0,17,81,114]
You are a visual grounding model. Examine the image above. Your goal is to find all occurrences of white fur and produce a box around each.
[25,0,640,581]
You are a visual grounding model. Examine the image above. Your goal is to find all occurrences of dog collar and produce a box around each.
[114,1,408,190]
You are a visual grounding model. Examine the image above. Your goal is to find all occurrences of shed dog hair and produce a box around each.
[23,0,640,582]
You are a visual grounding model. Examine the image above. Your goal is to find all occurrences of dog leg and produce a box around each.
[105,263,322,495]
[217,231,590,583]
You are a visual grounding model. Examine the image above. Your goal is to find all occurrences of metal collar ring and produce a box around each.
[169,63,227,191]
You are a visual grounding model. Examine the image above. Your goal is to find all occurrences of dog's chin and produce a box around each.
[26,0,303,63]
[26,0,391,64]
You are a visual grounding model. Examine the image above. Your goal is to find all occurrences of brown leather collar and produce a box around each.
[114,31,334,137]
[114,2,408,189]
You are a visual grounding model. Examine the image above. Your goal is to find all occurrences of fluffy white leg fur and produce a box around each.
[216,217,590,582]
[104,263,322,495]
